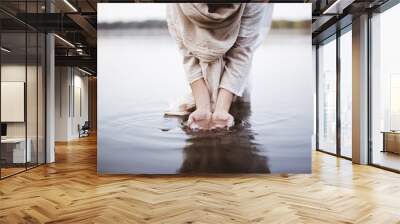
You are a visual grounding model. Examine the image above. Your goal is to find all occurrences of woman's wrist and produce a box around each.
[195,94,211,112]
[190,78,211,112]
[196,103,211,112]
[215,88,234,112]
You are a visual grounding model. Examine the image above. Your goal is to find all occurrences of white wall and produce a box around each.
[55,67,89,141]
[1,65,26,138]
[55,66,70,141]
[1,63,46,164]
[1,65,41,138]
[71,73,89,138]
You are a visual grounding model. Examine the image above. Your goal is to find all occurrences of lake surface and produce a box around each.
[98,28,313,174]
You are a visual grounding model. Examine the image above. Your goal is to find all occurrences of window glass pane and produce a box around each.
[371,4,400,171]
[340,30,352,158]
[318,38,337,154]
[1,25,27,178]
[0,1,46,179]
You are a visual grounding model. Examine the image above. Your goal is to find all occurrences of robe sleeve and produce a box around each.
[219,4,273,97]
[219,36,255,97]
[180,45,203,84]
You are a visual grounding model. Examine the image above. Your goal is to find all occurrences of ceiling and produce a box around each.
[0,0,394,75]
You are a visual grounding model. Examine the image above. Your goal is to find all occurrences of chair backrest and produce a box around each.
[82,121,90,129]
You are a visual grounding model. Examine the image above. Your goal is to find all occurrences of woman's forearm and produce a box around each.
[215,88,234,112]
[190,78,211,111]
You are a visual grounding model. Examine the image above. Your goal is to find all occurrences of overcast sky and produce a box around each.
[98,4,310,23]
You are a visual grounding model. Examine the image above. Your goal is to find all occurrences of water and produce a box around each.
[98,28,313,174]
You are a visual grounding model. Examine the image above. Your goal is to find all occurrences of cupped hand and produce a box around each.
[187,109,212,130]
[211,110,234,129]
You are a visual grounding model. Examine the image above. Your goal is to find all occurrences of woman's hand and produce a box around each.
[211,110,234,129]
[187,81,236,130]
[211,88,235,129]
[188,78,212,130]
[187,109,212,130]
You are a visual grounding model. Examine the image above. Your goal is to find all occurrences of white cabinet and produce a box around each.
[1,138,32,163]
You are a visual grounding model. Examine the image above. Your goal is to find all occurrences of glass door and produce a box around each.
[0,1,47,179]
[1,29,28,178]
[317,37,337,154]
[370,3,400,171]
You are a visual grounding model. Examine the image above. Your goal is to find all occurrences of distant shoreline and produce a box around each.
[98,27,309,38]
[97,20,310,31]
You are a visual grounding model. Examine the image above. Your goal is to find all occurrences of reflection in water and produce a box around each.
[98,30,313,174]
[178,102,270,173]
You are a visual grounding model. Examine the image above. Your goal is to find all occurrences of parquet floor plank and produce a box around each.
[0,135,400,223]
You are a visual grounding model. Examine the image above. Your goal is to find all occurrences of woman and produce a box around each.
[166,3,273,130]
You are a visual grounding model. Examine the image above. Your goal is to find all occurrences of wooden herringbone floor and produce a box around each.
[1,135,400,224]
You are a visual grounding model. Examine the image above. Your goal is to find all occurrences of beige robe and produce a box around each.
[166,3,273,115]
